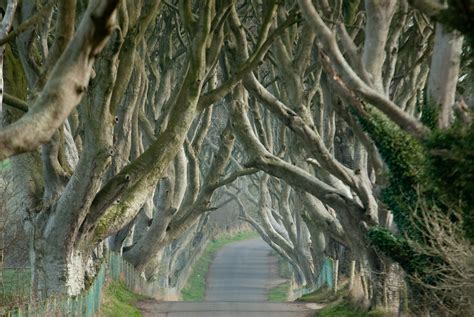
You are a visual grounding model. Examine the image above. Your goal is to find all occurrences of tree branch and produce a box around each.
[0,0,120,160]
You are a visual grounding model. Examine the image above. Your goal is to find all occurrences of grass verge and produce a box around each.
[267,251,292,302]
[298,284,386,317]
[100,281,146,317]
[180,230,258,301]
[268,281,290,301]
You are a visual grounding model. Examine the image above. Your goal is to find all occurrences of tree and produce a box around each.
[0,0,283,297]
[0,1,472,314]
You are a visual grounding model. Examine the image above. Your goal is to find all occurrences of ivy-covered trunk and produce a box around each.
[356,248,402,314]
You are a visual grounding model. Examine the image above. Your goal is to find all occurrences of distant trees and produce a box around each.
[0,0,472,315]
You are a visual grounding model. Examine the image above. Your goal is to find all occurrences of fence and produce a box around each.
[0,268,31,310]
[0,253,162,317]
[289,256,335,300]
[2,252,342,314]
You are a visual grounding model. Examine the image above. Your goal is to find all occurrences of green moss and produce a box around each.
[100,281,146,317]
[180,231,258,301]
[4,45,27,100]
[342,0,361,24]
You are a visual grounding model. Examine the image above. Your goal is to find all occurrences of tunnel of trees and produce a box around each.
[0,0,473,315]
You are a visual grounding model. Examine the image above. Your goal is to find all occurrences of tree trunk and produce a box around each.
[428,23,464,128]
[31,237,86,297]
[361,249,400,314]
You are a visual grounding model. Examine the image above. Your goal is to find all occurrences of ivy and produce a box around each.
[419,92,440,130]
[424,124,474,241]
[353,102,473,301]
[353,106,425,237]
[438,0,474,56]
[368,227,443,286]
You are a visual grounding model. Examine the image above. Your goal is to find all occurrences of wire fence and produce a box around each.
[1,253,339,315]
[0,267,31,310]
[0,253,162,317]
[290,257,335,300]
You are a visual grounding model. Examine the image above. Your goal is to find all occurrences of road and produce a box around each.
[137,238,318,316]
[205,238,277,301]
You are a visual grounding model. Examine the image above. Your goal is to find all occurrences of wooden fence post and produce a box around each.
[348,260,356,290]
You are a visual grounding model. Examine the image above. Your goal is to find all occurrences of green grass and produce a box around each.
[100,281,146,317]
[181,230,258,301]
[299,285,387,317]
[298,286,340,304]
[267,251,292,301]
[268,281,290,301]
[319,301,369,317]
[318,301,387,317]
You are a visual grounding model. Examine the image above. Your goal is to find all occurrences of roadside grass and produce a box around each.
[268,281,290,301]
[100,281,146,317]
[180,230,258,301]
[298,285,341,304]
[267,251,292,302]
[298,283,386,317]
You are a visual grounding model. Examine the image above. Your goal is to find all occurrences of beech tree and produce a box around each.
[0,0,287,298]
[0,0,472,315]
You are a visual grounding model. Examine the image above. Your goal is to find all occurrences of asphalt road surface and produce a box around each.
[137,238,318,316]
[205,238,276,301]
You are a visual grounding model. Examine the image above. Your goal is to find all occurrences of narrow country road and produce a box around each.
[137,238,318,316]
[205,238,276,301]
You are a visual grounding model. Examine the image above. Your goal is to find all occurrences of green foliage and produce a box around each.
[424,124,474,240]
[180,231,258,301]
[419,95,440,130]
[342,0,361,24]
[100,281,145,317]
[438,1,474,54]
[354,107,425,236]
[367,228,442,283]
[354,101,474,310]
[4,45,27,100]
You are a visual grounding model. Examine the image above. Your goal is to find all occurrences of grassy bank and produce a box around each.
[298,285,386,317]
[267,251,292,302]
[180,231,258,301]
[100,281,146,317]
